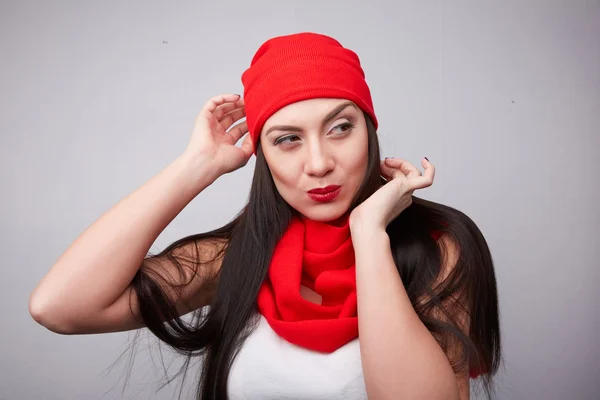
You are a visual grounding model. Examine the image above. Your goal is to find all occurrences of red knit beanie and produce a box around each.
[241,32,378,155]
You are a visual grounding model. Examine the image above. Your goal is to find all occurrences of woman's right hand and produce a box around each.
[184,94,253,176]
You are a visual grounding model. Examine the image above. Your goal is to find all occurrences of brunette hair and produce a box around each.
[120,112,501,399]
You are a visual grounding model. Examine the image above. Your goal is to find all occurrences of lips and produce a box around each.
[307,186,341,203]
[308,185,341,194]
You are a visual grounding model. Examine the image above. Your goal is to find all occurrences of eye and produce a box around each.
[273,122,355,146]
[332,122,355,134]
[274,134,300,146]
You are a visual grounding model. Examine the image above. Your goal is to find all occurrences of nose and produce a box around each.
[304,140,334,177]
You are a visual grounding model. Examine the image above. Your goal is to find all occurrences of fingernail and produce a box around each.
[424,157,429,161]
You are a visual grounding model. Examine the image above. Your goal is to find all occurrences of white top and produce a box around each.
[227,314,368,399]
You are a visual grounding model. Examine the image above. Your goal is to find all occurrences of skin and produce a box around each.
[259,98,369,224]
[257,96,437,231]
[259,98,468,399]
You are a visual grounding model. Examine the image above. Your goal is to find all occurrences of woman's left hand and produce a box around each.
[349,157,435,234]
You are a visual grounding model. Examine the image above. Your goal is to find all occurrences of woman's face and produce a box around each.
[260,98,369,223]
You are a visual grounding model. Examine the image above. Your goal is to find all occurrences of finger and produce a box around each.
[421,157,435,182]
[203,94,242,114]
[384,158,422,178]
[239,132,254,159]
[379,161,399,180]
[405,158,436,190]
[227,120,248,143]
[214,99,244,121]
[221,107,246,131]
[380,159,415,180]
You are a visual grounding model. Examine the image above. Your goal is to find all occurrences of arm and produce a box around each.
[353,228,469,400]
[29,154,222,334]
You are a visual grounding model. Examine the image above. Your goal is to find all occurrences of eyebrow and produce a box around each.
[264,101,358,137]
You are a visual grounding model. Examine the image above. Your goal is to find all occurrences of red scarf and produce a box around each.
[257,212,357,353]
[256,214,481,378]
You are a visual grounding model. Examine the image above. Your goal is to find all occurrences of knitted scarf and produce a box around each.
[255,214,482,379]
[256,212,357,353]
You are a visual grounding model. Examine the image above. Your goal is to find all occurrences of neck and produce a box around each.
[300,210,351,228]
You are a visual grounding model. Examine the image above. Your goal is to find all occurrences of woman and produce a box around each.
[29,32,501,399]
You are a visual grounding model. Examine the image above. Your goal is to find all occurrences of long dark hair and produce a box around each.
[122,112,501,399]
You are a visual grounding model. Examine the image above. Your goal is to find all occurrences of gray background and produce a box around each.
[2,1,599,399]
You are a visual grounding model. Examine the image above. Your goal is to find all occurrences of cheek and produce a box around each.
[268,162,300,192]
[351,154,369,186]
[263,146,293,186]
[346,130,370,175]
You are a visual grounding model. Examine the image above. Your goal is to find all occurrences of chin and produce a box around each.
[296,202,351,224]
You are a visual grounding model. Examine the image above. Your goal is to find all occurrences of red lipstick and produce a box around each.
[307,185,341,203]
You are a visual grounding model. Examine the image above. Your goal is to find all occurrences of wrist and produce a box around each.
[351,228,390,264]
[175,153,221,189]
[350,223,388,244]
[349,214,385,237]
